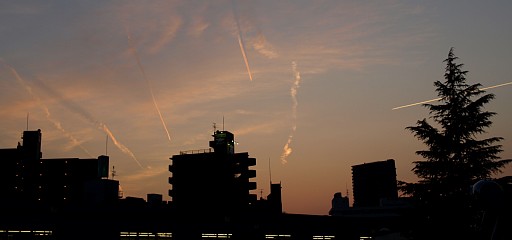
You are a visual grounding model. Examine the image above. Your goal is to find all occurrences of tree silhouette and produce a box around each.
[401,48,511,239]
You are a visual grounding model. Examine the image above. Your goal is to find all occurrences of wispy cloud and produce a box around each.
[117,165,169,185]
[252,31,278,59]
[267,1,433,74]
[148,15,183,54]
[117,1,184,55]
[188,17,210,36]
[188,11,211,37]
[281,61,301,164]
[234,120,281,137]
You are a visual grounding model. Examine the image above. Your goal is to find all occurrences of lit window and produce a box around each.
[202,233,233,239]
[34,230,52,236]
[266,234,292,239]
[120,232,138,237]
[120,232,171,239]
[157,233,172,238]
[313,236,336,240]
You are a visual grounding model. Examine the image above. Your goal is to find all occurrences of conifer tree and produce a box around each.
[402,48,511,238]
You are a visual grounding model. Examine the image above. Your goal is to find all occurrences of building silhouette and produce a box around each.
[351,159,398,208]
[329,192,349,215]
[267,183,283,214]
[168,130,257,217]
[0,129,118,209]
[0,128,466,240]
[0,128,414,240]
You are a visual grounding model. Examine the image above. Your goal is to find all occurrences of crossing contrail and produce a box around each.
[3,62,93,157]
[232,0,253,81]
[392,81,512,110]
[281,61,301,164]
[125,25,172,144]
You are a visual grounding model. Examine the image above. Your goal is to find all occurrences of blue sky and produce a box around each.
[1,0,511,215]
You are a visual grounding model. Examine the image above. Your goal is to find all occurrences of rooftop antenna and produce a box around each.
[26,112,29,130]
[222,116,225,131]
[213,122,217,133]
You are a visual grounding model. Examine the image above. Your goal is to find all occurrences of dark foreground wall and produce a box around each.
[0,205,414,240]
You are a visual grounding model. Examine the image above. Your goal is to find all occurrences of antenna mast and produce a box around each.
[222,116,225,131]
[26,112,29,130]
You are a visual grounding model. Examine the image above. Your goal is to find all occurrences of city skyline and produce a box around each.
[1,0,511,215]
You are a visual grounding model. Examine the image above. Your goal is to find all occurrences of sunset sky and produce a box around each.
[1,0,511,215]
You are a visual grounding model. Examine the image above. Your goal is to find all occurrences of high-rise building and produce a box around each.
[351,159,398,208]
[168,130,257,216]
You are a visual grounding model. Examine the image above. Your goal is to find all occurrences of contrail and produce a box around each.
[3,61,143,168]
[392,81,512,110]
[125,25,172,144]
[232,0,253,81]
[100,122,143,168]
[237,35,253,81]
[481,81,512,90]
[392,98,441,110]
[281,61,301,164]
[3,62,93,157]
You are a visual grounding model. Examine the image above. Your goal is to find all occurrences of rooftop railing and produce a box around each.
[179,148,213,155]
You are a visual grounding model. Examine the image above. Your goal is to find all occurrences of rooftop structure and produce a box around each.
[351,159,398,208]
[169,130,257,216]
